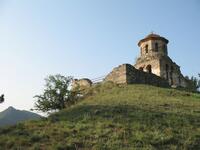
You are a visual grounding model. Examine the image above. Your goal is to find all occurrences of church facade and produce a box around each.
[134,33,187,87]
[73,33,188,89]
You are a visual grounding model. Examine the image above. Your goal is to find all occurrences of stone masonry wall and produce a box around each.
[159,56,187,87]
[104,64,127,84]
[72,78,93,90]
[104,64,169,88]
[134,57,161,76]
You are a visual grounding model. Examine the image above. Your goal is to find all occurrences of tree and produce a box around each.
[198,74,200,90]
[33,74,78,113]
[185,75,200,92]
[0,94,4,103]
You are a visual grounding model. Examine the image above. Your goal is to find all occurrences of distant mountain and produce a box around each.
[0,106,42,127]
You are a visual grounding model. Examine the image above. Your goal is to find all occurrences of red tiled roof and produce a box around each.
[138,33,169,46]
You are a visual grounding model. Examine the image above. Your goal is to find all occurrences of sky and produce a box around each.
[0,0,200,113]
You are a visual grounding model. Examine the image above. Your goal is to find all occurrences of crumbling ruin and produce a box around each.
[72,78,93,90]
[104,64,169,87]
[134,33,187,87]
[73,33,188,89]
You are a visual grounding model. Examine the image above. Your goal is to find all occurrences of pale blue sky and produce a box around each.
[0,0,200,112]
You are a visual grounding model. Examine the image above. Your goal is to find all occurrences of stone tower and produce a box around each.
[134,33,187,87]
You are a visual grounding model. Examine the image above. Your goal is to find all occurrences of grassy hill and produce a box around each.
[0,83,200,149]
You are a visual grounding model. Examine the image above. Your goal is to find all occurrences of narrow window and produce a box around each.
[155,43,158,52]
[166,64,169,80]
[145,44,148,53]
[163,44,167,54]
[170,66,174,85]
[178,76,181,84]
[163,44,166,50]
[146,65,152,73]
[139,67,144,71]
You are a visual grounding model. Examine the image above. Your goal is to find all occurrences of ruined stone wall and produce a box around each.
[134,58,161,76]
[104,64,169,87]
[126,64,169,87]
[160,56,187,87]
[134,54,187,88]
[104,64,127,84]
[72,78,93,90]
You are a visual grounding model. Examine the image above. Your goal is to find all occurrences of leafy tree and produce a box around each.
[33,74,78,113]
[185,75,200,92]
[0,94,4,103]
[198,73,200,90]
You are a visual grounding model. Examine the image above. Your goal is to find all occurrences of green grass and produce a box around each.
[0,83,200,150]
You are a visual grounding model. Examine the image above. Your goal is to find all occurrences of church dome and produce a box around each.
[145,33,160,38]
[138,33,169,46]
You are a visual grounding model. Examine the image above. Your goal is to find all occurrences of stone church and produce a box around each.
[73,33,188,89]
[134,33,187,87]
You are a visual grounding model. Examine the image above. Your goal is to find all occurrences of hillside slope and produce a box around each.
[0,84,200,149]
[0,106,42,127]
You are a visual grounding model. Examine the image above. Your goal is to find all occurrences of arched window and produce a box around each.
[171,66,174,71]
[139,67,144,71]
[166,64,169,80]
[145,44,148,53]
[146,65,152,73]
[155,43,158,52]
[163,44,166,50]
[163,44,167,54]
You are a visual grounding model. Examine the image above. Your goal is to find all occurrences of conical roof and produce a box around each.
[145,33,160,38]
[138,33,169,46]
